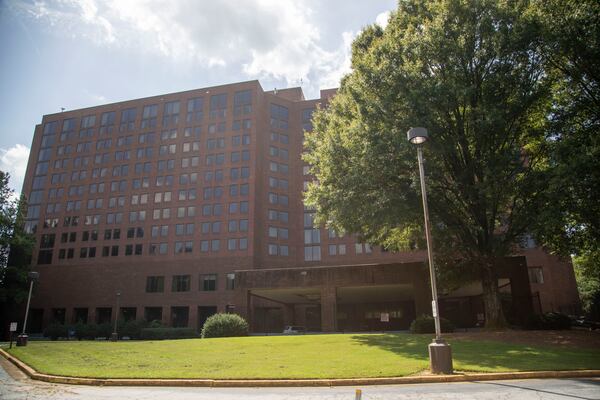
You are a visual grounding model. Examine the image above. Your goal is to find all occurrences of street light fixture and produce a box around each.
[17,271,39,347]
[407,127,453,374]
[111,291,121,342]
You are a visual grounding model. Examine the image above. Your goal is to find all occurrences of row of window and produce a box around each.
[147,273,235,293]
[40,237,251,263]
[41,91,254,140]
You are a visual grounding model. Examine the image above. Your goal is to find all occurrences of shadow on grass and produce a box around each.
[350,333,600,372]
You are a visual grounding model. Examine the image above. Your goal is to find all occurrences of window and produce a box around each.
[119,108,137,132]
[163,100,180,127]
[268,244,278,255]
[304,229,320,244]
[141,104,158,129]
[302,108,315,131]
[329,244,337,256]
[270,103,289,129]
[172,275,191,292]
[233,90,252,115]
[209,93,227,118]
[529,267,544,284]
[79,115,96,137]
[227,238,236,250]
[100,111,116,135]
[186,97,204,123]
[146,276,164,292]
[226,273,235,290]
[304,246,321,261]
[355,243,363,254]
[200,274,217,291]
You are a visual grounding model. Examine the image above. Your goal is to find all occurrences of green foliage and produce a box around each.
[0,172,35,340]
[529,0,600,257]
[43,323,68,340]
[96,323,113,339]
[573,251,600,320]
[409,315,454,334]
[148,319,164,328]
[304,0,553,329]
[201,313,249,338]
[525,312,572,330]
[119,319,147,339]
[140,327,198,340]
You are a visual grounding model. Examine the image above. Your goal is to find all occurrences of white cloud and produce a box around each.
[375,10,390,29]
[9,0,362,96]
[0,144,30,194]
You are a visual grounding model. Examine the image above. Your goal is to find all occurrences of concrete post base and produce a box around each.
[428,338,453,374]
[16,334,28,347]
[110,332,118,342]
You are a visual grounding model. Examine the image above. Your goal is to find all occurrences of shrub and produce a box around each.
[70,322,87,340]
[80,323,99,339]
[119,319,147,339]
[43,323,68,340]
[148,319,164,328]
[140,327,198,340]
[96,323,113,339]
[201,313,249,338]
[525,312,571,330]
[409,315,455,334]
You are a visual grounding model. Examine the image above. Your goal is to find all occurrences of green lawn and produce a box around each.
[5,333,600,379]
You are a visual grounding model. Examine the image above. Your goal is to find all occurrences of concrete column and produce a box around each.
[64,308,73,325]
[136,306,144,322]
[189,305,198,331]
[321,286,337,332]
[162,305,170,327]
[283,304,295,326]
[413,268,432,317]
[88,308,96,325]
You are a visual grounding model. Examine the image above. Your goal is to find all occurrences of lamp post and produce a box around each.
[111,291,121,342]
[407,127,453,374]
[17,271,39,347]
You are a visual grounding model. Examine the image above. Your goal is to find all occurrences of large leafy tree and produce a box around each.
[304,0,553,328]
[531,0,600,317]
[0,171,34,339]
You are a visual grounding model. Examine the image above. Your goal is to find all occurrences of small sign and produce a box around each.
[9,322,17,332]
[431,301,438,318]
[380,312,389,322]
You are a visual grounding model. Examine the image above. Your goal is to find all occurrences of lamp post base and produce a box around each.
[110,332,118,342]
[428,338,453,374]
[16,334,28,347]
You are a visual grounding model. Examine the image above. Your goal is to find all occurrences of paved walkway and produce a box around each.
[1,357,599,399]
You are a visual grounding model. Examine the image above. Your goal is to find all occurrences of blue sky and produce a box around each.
[0,0,396,193]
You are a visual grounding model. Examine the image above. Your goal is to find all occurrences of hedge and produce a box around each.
[140,327,198,340]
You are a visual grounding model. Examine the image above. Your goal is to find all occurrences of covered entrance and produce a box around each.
[235,262,431,333]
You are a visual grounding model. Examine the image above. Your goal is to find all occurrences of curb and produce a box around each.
[2,348,599,388]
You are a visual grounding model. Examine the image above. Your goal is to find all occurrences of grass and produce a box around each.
[5,333,600,379]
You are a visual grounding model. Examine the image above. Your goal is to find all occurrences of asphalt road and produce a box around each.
[1,357,599,400]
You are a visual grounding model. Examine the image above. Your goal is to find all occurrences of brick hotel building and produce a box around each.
[20,80,580,333]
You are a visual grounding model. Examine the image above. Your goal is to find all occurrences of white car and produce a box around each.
[283,326,306,334]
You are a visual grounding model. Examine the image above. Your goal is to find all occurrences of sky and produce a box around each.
[0,0,396,194]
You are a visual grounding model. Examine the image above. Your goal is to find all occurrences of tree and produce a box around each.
[0,171,35,339]
[531,0,600,256]
[529,0,600,318]
[573,251,600,320]
[304,0,553,329]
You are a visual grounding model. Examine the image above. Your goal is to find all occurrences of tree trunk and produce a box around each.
[481,261,508,330]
